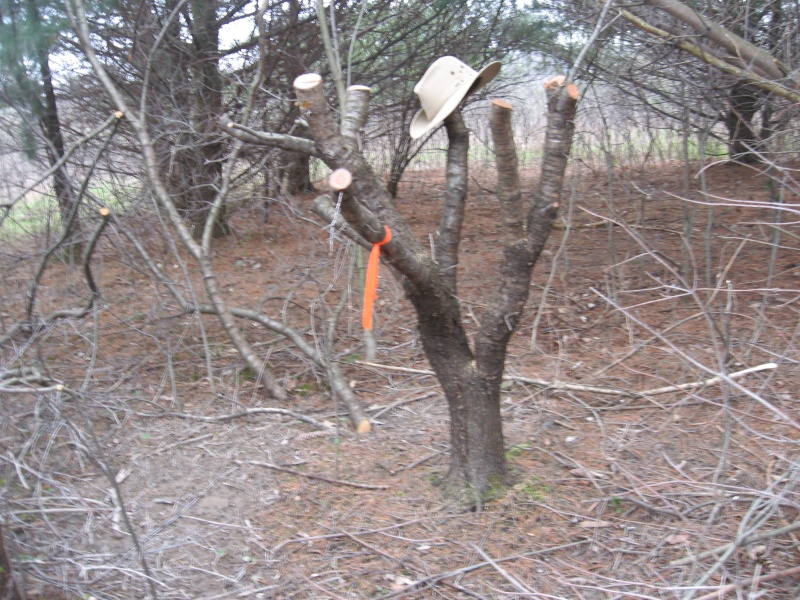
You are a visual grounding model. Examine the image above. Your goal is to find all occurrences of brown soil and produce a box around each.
[1,160,799,599]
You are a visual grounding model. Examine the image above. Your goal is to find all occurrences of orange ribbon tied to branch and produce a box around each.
[363,225,392,330]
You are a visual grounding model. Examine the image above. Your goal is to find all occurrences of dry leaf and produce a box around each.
[746,544,767,561]
[666,533,689,545]
[569,468,609,479]
[384,574,416,591]
[578,520,614,528]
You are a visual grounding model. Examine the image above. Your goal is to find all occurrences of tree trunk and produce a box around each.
[725,81,761,164]
[274,151,313,195]
[25,0,78,245]
[190,0,227,237]
[153,0,229,239]
[387,133,412,198]
[0,522,21,600]
[408,289,507,501]
[38,43,77,242]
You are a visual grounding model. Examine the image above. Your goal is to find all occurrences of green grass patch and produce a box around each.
[0,179,136,241]
[505,443,533,460]
[0,192,59,240]
[515,476,555,502]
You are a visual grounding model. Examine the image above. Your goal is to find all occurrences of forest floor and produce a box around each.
[1,159,800,599]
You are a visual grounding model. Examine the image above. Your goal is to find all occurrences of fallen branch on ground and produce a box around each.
[139,408,343,434]
[670,520,800,566]
[240,460,388,490]
[692,565,800,600]
[354,361,777,399]
[272,515,465,553]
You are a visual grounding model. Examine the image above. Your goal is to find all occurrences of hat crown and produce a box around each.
[409,56,501,140]
[414,56,479,120]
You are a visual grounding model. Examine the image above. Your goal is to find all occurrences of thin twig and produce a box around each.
[692,565,800,600]
[469,543,534,594]
[670,520,800,566]
[240,460,388,490]
[140,408,342,433]
[353,361,777,399]
[374,539,591,599]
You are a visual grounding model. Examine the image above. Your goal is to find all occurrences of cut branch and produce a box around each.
[489,99,524,241]
[148,408,339,432]
[328,169,386,244]
[341,85,371,139]
[476,77,579,385]
[437,109,470,292]
[82,207,111,307]
[218,118,318,154]
[292,72,438,288]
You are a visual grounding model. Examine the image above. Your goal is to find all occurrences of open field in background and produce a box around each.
[1,149,799,598]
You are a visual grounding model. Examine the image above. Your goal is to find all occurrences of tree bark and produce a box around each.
[437,110,469,293]
[22,0,78,245]
[188,0,227,237]
[725,81,761,163]
[0,522,21,600]
[139,0,229,238]
[386,133,413,198]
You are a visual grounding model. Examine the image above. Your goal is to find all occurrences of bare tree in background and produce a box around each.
[621,0,800,163]
[0,0,78,244]
[537,0,800,163]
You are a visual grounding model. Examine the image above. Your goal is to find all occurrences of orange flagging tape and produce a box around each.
[363,225,392,330]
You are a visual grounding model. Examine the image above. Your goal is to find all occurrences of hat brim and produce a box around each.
[410,61,502,140]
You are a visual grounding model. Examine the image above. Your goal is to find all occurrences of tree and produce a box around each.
[620,0,799,163]
[225,72,579,500]
[63,0,578,499]
[0,0,77,243]
[531,1,800,164]
[78,0,256,238]
[612,1,797,160]
[61,0,388,431]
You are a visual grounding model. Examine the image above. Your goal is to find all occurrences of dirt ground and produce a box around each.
[1,159,799,599]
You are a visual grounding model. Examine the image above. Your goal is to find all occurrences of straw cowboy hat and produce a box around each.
[410,56,502,140]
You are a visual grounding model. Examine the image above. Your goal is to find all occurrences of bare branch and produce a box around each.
[437,109,470,292]
[489,99,523,241]
[218,118,318,154]
[341,85,372,139]
[616,3,800,104]
[241,460,388,490]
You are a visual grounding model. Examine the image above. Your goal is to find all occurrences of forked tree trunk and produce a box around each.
[223,73,579,502]
[436,87,578,499]
[407,289,507,498]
